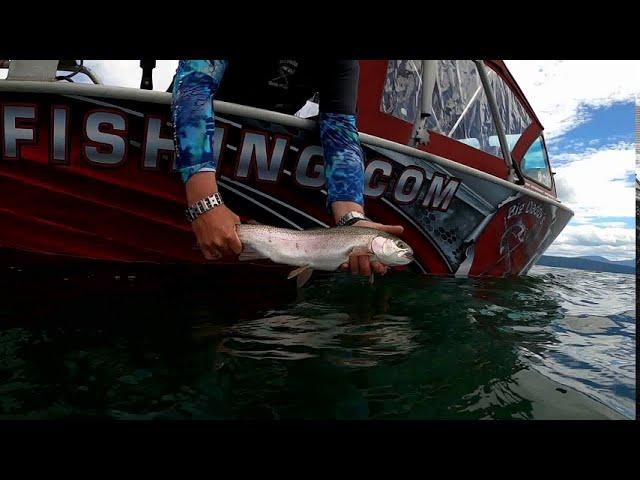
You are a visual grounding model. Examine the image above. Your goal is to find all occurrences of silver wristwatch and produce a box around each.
[336,211,369,227]
[185,192,224,223]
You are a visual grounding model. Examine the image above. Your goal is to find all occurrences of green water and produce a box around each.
[0,264,635,419]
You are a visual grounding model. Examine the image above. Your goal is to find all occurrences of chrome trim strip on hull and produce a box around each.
[219,175,330,228]
[217,179,303,231]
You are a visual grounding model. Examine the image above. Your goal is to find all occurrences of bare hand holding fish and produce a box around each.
[338,220,404,276]
[236,224,414,287]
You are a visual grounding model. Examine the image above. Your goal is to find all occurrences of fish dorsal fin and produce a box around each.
[245,219,263,225]
[287,265,313,288]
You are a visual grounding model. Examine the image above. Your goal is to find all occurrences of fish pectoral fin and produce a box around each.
[287,265,313,288]
[349,246,372,257]
[296,269,313,288]
[238,246,268,261]
[287,264,311,279]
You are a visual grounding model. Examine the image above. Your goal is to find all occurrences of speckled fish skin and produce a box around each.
[236,225,410,271]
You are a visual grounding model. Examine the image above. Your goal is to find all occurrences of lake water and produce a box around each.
[0,264,635,419]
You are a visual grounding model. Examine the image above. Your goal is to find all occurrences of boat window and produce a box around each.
[380,60,423,123]
[380,60,536,162]
[55,71,95,84]
[484,67,532,150]
[0,60,9,80]
[521,135,553,188]
[425,60,503,159]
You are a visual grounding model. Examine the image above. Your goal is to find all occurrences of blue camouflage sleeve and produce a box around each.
[319,112,365,206]
[171,60,228,183]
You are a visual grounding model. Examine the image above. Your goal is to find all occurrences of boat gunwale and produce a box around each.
[0,80,573,215]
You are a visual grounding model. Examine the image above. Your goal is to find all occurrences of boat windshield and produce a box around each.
[380,60,423,123]
[485,66,532,151]
[521,135,553,188]
[380,60,534,160]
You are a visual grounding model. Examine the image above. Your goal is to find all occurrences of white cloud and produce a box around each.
[0,60,178,87]
[506,62,638,261]
[552,143,635,221]
[84,60,178,91]
[505,60,639,139]
[591,221,629,228]
[545,224,635,260]
[546,141,635,261]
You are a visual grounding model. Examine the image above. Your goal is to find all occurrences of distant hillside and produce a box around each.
[580,256,636,267]
[537,255,635,274]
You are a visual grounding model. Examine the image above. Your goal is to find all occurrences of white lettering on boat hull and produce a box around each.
[2,104,37,160]
[83,110,128,166]
[422,172,461,211]
[364,159,392,198]
[51,106,69,165]
[294,145,325,188]
[235,131,289,183]
[142,116,174,170]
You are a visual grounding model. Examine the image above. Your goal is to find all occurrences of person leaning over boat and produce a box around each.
[172,59,403,277]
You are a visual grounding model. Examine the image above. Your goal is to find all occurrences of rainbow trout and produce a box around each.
[236,225,414,287]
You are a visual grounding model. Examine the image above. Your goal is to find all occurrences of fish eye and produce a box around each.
[395,240,407,249]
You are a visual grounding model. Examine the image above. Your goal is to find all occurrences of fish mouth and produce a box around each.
[400,251,414,261]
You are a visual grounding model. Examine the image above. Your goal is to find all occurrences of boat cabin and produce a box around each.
[356,60,556,197]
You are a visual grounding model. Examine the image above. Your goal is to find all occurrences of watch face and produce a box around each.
[338,212,364,226]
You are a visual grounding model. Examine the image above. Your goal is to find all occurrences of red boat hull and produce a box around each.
[0,84,572,277]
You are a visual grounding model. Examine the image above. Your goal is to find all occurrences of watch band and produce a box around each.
[336,211,368,227]
[185,192,224,223]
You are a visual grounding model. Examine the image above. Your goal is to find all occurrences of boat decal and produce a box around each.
[220,175,330,228]
[217,179,303,230]
[368,144,496,215]
[380,197,444,273]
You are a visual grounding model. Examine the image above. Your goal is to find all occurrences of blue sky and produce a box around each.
[548,102,635,158]
[507,61,637,261]
[542,101,635,260]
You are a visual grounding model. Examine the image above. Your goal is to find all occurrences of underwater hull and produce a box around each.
[0,83,573,276]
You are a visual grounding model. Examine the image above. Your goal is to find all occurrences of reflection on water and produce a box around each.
[0,263,635,419]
